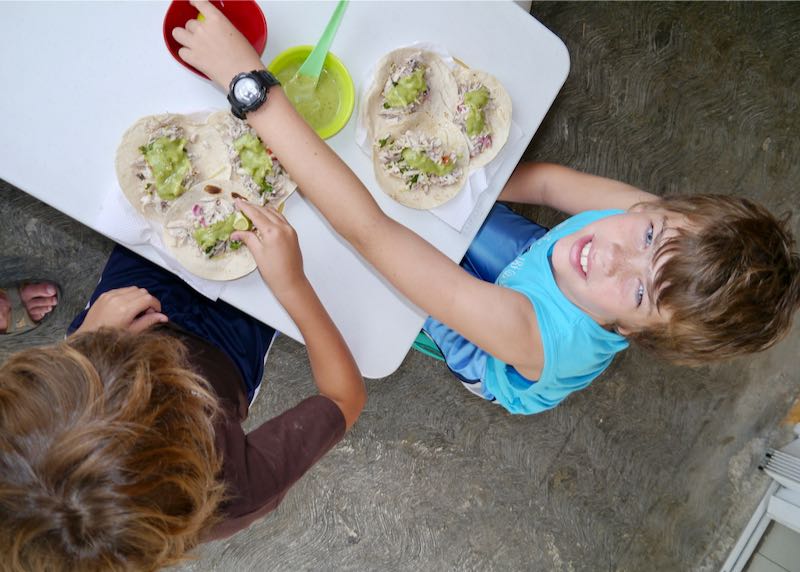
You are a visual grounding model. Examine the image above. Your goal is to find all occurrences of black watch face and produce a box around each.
[233,76,261,105]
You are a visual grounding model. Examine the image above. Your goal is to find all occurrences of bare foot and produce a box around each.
[0,282,59,334]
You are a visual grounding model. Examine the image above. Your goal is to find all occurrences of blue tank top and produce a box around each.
[484,209,629,414]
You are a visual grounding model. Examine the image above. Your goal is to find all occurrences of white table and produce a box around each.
[0,1,569,378]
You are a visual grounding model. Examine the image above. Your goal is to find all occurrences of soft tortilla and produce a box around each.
[454,68,512,169]
[207,110,298,208]
[115,114,231,222]
[372,113,469,210]
[363,48,459,140]
[162,179,256,281]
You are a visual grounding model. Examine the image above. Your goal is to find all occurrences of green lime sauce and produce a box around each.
[234,132,274,195]
[139,136,190,200]
[401,148,455,176]
[384,67,427,108]
[193,213,239,255]
[464,86,490,137]
[278,63,340,131]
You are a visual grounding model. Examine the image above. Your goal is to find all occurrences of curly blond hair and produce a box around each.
[0,328,224,572]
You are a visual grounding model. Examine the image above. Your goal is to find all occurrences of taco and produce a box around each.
[364,48,459,138]
[208,111,298,208]
[373,114,469,210]
[162,179,256,281]
[453,68,512,169]
[116,114,230,221]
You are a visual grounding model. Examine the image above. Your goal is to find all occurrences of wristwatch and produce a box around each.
[227,70,281,120]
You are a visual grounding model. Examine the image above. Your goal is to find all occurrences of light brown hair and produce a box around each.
[0,328,224,572]
[629,194,800,365]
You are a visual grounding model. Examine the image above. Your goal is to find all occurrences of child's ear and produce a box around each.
[605,322,632,336]
[615,324,632,336]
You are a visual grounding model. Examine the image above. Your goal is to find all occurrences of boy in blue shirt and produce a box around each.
[422,203,631,413]
[420,165,800,413]
[178,2,800,415]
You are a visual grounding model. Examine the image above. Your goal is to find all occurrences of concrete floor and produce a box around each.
[2,2,800,570]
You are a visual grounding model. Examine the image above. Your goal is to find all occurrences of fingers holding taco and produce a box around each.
[232,200,306,295]
[162,179,257,280]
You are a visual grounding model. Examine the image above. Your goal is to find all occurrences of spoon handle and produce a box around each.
[297,0,348,79]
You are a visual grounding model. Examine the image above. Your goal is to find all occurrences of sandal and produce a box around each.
[0,281,61,336]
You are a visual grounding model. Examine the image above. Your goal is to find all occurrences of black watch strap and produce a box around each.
[227,70,281,120]
[253,69,281,90]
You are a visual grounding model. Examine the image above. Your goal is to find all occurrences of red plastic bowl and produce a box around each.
[163,0,267,79]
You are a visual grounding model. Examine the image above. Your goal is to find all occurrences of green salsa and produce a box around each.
[401,148,455,177]
[193,213,240,255]
[234,132,274,195]
[139,136,191,200]
[278,63,340,131]
[384,67,427,108]
[464,86,490,137]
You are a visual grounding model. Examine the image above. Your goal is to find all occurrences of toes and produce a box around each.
[28,306,55,322]
[28,295,58,307]
[26,298,57,313]
[24,290,58,322]
[1,282,59,329]
[20,282,57,303]
[27,302,54,314]
[21,284,59,318]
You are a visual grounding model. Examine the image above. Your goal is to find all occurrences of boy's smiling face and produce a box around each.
[551,207,684,335]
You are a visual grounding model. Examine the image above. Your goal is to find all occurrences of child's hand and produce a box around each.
[75,287,168,335]
[171,0,265,90]
[232,200,307,298]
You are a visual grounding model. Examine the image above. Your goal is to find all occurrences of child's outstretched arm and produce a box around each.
[499,162,658,214]
[174,1,547,380]
[232,201,366,428]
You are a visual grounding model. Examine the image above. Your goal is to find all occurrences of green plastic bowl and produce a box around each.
[269,45,355,140]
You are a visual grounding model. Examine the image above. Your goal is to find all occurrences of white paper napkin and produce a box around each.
[355,42,523,231]
[93,186,226,300]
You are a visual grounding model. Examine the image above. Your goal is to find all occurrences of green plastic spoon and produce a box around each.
[296,0,348,86]
[284,0,348,112]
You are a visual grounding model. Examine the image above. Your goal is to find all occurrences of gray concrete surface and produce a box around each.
[2,2,799,570]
